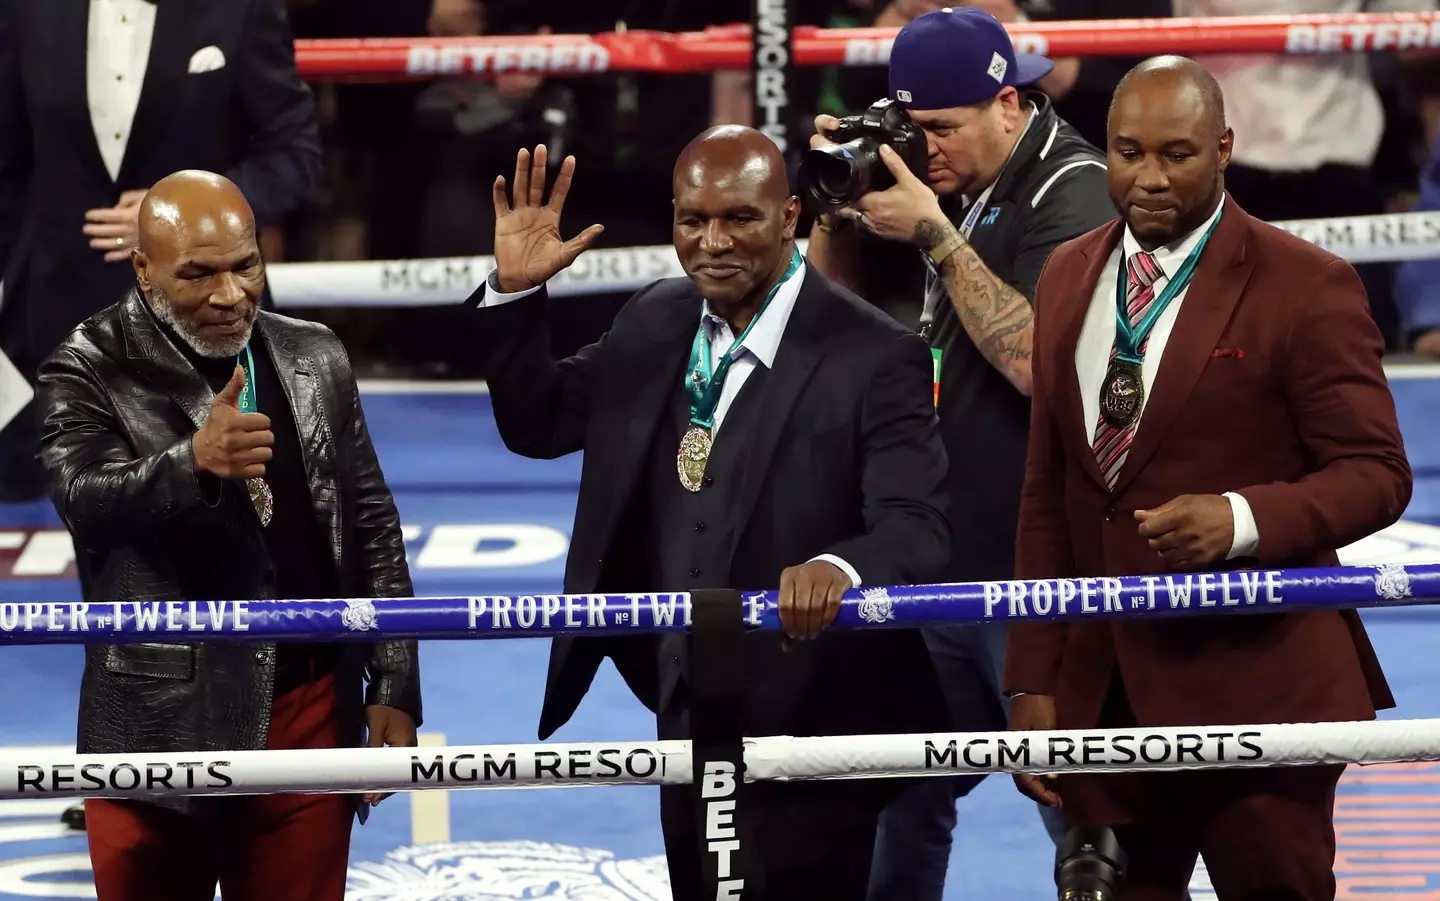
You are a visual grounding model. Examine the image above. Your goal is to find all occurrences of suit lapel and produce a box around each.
[1110,200,1253,496]
[53,0,112,186]
[119,290,213,430]
[722,268,825,558]
[592,288,700,540]
[257,317,327,487]
[1056,222,1123,492]
[118,0,198,187]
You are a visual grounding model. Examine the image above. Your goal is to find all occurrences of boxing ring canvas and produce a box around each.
[1,371,1440,899]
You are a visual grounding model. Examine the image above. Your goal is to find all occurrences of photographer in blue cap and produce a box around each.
[805,7,1115,900]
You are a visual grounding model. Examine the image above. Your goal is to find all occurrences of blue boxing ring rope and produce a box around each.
[4,559,1438,900]
[0,561,1428,644]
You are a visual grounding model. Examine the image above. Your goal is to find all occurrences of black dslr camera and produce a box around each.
[1055,825,1128,901]
[798,98,930,211]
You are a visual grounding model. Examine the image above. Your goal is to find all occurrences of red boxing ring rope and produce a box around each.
[293,12,1440,80]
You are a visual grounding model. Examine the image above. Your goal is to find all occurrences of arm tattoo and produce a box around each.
[913,218,1034,395]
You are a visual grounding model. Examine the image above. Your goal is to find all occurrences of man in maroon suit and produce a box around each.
[1004,56,1412,900]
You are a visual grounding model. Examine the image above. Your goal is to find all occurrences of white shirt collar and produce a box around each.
[700,258,807,369]
[1122,194,1226,277]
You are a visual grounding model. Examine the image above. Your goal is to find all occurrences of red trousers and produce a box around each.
[87,674,352,901]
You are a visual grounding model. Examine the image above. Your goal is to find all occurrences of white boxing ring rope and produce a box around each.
[7,719,1440,802]
[264,210,1440,308]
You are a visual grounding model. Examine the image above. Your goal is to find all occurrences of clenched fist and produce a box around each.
[1134,494,1235,571]
[193,366,274,480]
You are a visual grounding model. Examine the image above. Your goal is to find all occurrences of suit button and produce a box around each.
[1104,507,1115,522]
[701,476,714,488]
[254,650,272,665]
[689,566,701,577]
[694,522,706,533]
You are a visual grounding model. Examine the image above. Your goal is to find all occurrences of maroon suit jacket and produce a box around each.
[1004,197,1410,733]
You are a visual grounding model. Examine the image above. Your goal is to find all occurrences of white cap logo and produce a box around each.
[987,51,1008,83]
[897,89,912,102]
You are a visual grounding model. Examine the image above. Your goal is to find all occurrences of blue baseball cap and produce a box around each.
[889,7,1054,111]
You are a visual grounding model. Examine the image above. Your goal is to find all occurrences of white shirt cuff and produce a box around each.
[1224,491,1260,559]
[480,270,543,306]
[809,554,861,589]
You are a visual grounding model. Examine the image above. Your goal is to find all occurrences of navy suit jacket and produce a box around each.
[0,0,321,371]
[465,261,953,745]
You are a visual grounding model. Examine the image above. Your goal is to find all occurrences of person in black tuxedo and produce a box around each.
[0,0,321,500]
[465,128,952,898]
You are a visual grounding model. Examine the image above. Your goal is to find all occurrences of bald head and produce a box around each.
[673,125,792,205]
[1106,56,1233,252]
[138,170,256,259]
[133,170,266,359]
[1111,55,1226,139]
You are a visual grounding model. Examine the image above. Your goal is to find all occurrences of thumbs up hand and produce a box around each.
[193,366,274,479]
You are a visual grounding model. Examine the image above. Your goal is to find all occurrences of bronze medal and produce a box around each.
[1100,360,1144,430]
[248,477,274,527]
[677,426,712,492]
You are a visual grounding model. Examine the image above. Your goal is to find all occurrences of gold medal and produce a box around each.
[1100,360,1144,430]
[248,477,274,527]
[677,425,712,492]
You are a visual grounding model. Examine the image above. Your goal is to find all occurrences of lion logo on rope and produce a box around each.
[857,587,895,625]
[345,841,670,900]
[1373,563,1412,602]
[342,597,380,631]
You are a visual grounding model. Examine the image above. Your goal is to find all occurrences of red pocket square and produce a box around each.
[1211,348,1245,359]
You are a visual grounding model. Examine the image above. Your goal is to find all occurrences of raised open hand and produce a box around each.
[491,145,604,293]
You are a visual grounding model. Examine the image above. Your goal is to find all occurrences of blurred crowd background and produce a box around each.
[276,0,1440,377]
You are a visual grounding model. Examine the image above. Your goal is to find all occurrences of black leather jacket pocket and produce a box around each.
[100,643,196,680]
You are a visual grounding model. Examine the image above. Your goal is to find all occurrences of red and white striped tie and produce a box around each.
[1092,251,1162,489]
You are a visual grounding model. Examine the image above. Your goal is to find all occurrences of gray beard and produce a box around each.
[147,286,254,359]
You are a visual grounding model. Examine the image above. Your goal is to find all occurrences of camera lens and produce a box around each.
[803,145,863,207]
[1055,826,1126,901]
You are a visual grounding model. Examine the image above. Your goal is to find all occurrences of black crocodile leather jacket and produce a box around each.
[35,291,421,812]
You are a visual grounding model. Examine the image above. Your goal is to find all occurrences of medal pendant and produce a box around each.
[677,426,712,493]
[1100,361,1145,430]
[247,477,275,527]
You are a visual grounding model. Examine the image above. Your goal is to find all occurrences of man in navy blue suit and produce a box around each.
[0,0,322,501]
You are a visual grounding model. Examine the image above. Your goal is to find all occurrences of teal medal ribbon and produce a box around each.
[1099,210,1222,430]
[677,248,803,492]
[236,344,274,526]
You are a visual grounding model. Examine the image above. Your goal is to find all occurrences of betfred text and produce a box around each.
[701,760,744,900]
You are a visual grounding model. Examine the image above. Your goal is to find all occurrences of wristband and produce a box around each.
[928,231,966,266]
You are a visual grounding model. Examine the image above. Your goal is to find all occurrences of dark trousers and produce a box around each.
[1066,674,1344,901]
[85,673,351,901]
[867,624,1067,901]
[657,696,880,901]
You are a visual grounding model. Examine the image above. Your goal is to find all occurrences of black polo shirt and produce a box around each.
[925,94,1114,581]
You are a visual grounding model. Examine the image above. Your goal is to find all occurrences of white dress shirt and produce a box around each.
[86,0,156,182]
[1074,197,1260,559]
[1175,0,1436,172]
[480,265,864,587]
